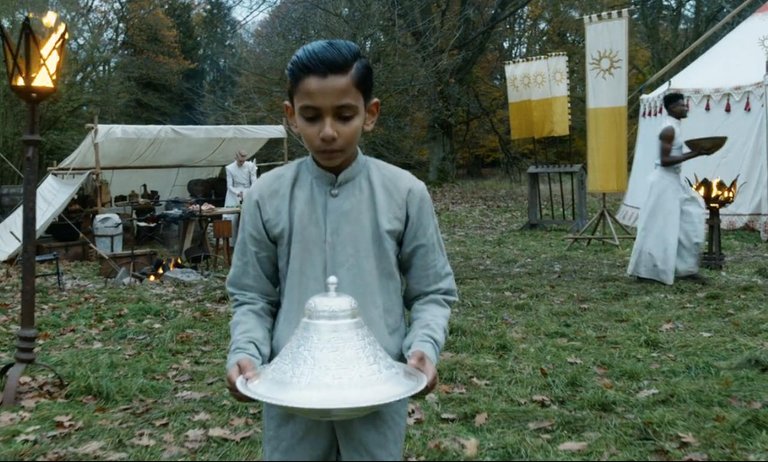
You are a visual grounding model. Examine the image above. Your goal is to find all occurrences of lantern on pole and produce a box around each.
[0,11,68,407]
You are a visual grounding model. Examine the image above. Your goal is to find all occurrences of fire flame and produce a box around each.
[11,12,67,88]
[147,257,183,282]
[687,174,738,209]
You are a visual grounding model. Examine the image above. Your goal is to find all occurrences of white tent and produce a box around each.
[0,124,287,262]
[618,2,768,240]
[55,124,287,200]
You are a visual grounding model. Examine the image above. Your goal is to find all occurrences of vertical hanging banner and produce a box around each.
[505,53,570,140]
[584,9,629,193]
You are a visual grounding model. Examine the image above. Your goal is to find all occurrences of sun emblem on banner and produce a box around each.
[521,73,533,89]
[589,48,622,79]
[533,71,547,89]
[551,68,567,87]
[508,75,520,92]
[758,35,768,56]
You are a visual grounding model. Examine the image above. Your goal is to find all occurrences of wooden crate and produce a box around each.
[36,238,92,262]
[99,249,157,278]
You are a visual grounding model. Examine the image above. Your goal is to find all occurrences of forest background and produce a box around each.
[0,0,759,186]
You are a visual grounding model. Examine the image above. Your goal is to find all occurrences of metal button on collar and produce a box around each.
[330,188,339,197]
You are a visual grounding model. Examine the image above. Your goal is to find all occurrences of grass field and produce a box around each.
[1,174,766,460]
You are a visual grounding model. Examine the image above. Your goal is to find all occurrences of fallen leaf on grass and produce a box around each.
[598,377,614,389]
[438,384,466,395]
[636,389,659,399]
[184,428,207,442]
[407,403,424,425]
[566,356,583,365]
[191,412,212,422]
[129,435,155,447]
[474,412,488,427]
[660,321,683,332]
[678,432,699,447]
[682,452,709,461]
[527,419,555,430]
[558,441,588,452]
[207,427,256,442]
[531,395,551,407]
[75,441,106,455]
[470,377,490,387]
[440,413,459,421]
[175,391,208,400]
[428,436,479,459]
[152,418,169,427]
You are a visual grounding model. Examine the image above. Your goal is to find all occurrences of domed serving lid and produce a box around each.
[236,276,427,420]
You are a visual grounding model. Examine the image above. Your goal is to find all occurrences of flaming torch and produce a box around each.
[0,11,68,407]
[687,175,739,270]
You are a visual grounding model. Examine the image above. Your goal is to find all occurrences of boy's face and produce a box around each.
[284,72,380,175]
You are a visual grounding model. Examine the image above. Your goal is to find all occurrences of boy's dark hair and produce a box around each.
[663,92,685,111]
[285,39,373,104]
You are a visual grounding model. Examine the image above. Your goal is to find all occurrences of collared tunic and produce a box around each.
[627,116,705,284]
[227,151,456,368]
[226,152,457,460]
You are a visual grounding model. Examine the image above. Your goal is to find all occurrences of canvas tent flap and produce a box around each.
[619,2,768,240]
[55,124,287,200]
[0,172,90,262]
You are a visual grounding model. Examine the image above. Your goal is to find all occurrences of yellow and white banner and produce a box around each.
[505,53,570,140]
[584,9,629,193]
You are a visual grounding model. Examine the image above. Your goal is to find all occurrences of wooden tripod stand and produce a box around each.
[566,194,634,248]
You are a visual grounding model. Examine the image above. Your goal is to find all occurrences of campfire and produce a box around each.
[145,257,184,282]
[686,174,739,269]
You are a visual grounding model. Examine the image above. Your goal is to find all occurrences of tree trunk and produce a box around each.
[427,116,455,183]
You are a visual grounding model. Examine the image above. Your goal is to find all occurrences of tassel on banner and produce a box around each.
[657,104,662,116]
[705,96,711,112]
[642,105,646,118]
[725,95,731,113]
[745,95,751,112]
[686,97,690,110]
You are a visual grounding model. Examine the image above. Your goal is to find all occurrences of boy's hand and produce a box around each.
[226,358,259,402]
[408,350,438,394]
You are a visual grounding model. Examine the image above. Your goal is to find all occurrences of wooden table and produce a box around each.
[181,207,240,261]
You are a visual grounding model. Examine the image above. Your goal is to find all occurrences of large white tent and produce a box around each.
[55,124,287,200]
[618,2,768,240]
[0,124,287,262]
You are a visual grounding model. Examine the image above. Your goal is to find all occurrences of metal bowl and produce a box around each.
[685,136,727,154]
[235,276,427,420]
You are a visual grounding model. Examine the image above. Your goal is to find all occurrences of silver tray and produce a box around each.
[235,363,426,420]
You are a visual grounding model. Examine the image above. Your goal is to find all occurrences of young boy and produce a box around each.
[225,39,458,460]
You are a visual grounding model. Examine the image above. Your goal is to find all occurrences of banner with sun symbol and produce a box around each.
[504,52,570,140]
[584,9,629,193]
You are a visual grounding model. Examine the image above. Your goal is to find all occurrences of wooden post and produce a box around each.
[92,115,102,211]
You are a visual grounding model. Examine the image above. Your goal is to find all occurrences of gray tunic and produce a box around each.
[225,152,457,459]
[227,152,457,369]
[227,152,457,367]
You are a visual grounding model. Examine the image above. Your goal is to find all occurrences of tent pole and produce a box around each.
[629,0,758,101]
[92,115,102,211]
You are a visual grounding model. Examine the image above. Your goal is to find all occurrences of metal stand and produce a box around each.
[566,194,635,248]
[701,207,724,269]
[1,102,65,407]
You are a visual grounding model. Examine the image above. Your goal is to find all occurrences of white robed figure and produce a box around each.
[224,150,258,245]
[627,93,714,284]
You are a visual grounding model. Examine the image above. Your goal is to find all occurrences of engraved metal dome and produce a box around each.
[236,276,427,420]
